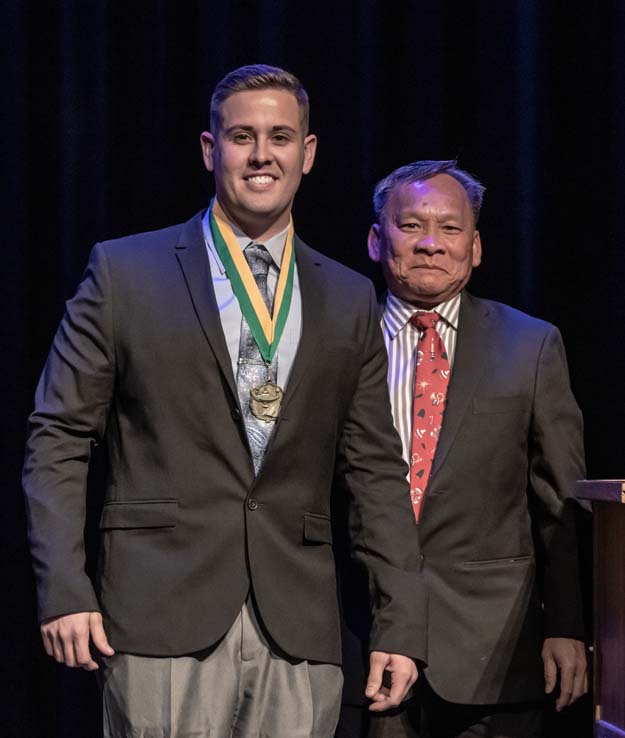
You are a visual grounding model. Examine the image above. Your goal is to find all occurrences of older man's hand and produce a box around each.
[366,651,418,712]
[542,637,587,711]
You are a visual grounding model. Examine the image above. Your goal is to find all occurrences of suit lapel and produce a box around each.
[280,238,325,410]
[429,292,491,481]
[174,212,238,403]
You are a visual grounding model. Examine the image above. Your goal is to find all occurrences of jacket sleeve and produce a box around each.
[336,282,428,664]
[529,325,586,640]
[22,243,115,622]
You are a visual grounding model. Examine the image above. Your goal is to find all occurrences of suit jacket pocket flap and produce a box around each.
[462,554,533,568]
[100,499,178,529]
[472,396,525,414]
[303,513,333,544]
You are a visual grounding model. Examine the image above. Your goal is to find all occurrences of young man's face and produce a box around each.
[368,174,482,307]
[201,89,317,239]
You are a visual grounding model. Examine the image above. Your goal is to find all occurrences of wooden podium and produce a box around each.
[577,480,625,738]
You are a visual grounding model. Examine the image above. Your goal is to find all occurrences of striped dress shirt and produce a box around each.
[381,291,461,465]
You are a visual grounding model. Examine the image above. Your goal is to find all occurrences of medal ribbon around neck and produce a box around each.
[209,198,295,363]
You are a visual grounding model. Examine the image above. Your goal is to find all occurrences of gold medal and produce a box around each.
[250,383,283,422]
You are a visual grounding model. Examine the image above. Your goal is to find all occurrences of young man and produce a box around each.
[23,65,427,738]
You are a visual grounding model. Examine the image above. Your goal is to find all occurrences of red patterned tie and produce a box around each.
[409,312,450,522]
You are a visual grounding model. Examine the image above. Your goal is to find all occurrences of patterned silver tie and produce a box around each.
[236,243,278,475]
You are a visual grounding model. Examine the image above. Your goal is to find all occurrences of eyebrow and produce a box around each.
[397,210,463,221]
[224,125,298,134]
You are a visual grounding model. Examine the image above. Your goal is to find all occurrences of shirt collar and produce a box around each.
[382,291,461,339]
[202,208,289,276]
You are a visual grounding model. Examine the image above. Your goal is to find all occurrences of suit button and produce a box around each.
[231,407,241,422]
[247,498,258,511]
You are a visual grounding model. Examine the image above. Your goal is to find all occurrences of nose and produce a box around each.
[415,233,443,254]
[249,137,272,167]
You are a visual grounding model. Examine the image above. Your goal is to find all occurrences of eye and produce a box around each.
[232,131,253,143]
[272,132,292,144]
[442,225,462,233]
[400,222,421,231]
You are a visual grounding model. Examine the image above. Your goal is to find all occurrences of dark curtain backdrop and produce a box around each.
[3,2,624,736]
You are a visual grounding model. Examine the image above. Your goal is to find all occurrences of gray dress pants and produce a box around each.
[100,599,343,738]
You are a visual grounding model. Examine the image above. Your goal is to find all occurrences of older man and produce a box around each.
[338,160,587,738]
[22,65,425,738]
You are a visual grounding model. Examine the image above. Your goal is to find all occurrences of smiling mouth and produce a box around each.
[245,175,277,185]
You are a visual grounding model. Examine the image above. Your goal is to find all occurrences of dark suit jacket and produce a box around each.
[340,290,584,705]
[22,211,427,665]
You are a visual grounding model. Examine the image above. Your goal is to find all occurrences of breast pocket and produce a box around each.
[322,339,359,358]
[309,341,360,404]
[472,396,526,414]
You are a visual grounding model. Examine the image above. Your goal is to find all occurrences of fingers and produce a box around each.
[543,638,588,711]
[368,687,392,712]
[367,653,417,712]
[555,660,575,711]
[561,642,587,710]
[41,628,54,659]
[365,651,388,701]
[386,659,416,709]
[543,648,557,695]
[570,654,587,705]
[40,611,113,671]
[89,612,115,657]
[41,618,81,667]
[45,629,65,664]
[73,629,99,671]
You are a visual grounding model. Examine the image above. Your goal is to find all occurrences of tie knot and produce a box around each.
[244,243,273,275]
[410,311,440,331]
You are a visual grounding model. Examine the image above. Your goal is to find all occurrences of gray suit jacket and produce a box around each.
[419,292,584,703]
[340,291,584,705]
[23,211,428,665]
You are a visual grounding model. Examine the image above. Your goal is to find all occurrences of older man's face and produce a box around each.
[368,174,481,307]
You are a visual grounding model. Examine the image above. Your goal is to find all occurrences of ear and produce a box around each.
[200,131,216,172]
[472,230,482,267]
[368,224,382,262]
[302,134,317,174]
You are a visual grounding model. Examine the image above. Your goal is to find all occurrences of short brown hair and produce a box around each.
[210,64,310,134]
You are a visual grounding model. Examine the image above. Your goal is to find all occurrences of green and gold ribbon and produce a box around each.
[209,199,295,363]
